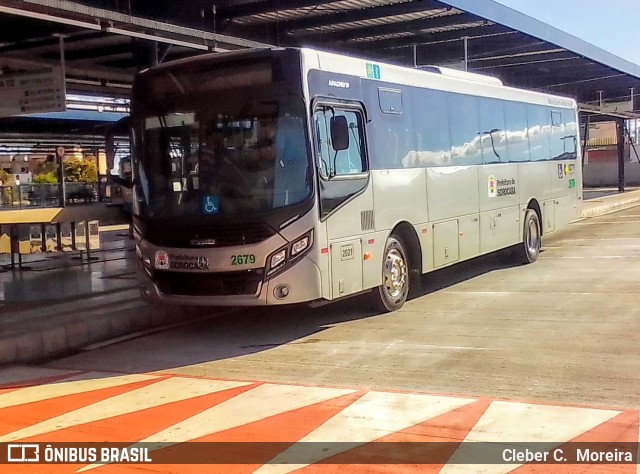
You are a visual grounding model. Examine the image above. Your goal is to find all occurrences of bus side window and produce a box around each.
[549,110,567,160]
[503,101,530,163]
[410,88,451,167]
[314,110,332,177]
[527,104,551,161]
[448,93,482,165]
[560,110,578,160]
[314,107,366,177]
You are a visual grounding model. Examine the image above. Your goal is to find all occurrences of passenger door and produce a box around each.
[313,102,373,299]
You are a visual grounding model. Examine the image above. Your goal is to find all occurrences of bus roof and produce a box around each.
[300,47,577,109]
[137,46,577,109]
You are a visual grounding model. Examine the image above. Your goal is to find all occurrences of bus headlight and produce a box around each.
[265,230,313,279]
[291,235,310,256]
[269,249,287,271]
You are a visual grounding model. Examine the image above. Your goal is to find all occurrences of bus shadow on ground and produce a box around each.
[47,248,526,373]
[413,246,526,297]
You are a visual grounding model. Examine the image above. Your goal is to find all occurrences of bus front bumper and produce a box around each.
[139,256,324,307]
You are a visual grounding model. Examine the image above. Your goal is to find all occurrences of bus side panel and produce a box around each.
[518,162,553,204]
[518,161,553,235]
[555,193,579,229]
[426,166,479,221]
[426,166,481,265]
[478,164,520,253]
[555,161,581,228]
[329,237,363,299]
[458,213,481,261]
[325,185,374,241]
[370,169,427,282]
[371,169,428,229]
[548,108,580,228]
[324,184,374,299]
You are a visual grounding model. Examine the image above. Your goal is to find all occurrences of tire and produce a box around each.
[517,208,541,264]
[370,236,410,312]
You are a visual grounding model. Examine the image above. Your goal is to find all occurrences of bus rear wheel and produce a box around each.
[370,236,409,312]
[517,209,541,263]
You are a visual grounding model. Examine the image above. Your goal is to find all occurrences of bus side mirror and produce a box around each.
[330,115,349,151]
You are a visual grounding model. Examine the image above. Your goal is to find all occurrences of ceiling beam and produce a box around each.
[0,49,134,82]
[0,32,125,57]
[67,52,133,67]
[343,23,508,52]
[1,0,269,50]
[471,51,578,71]
[217,0,328,20]
[276,0,448,33]
[413,38,548,64]
[45,43,133,62]
[291,10,474,44]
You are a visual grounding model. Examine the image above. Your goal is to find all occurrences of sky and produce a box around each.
[492,0,640,66]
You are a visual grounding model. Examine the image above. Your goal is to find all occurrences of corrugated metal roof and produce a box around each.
[0,0,638,112]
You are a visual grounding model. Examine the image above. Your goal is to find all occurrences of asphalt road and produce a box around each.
[44,206,640,410]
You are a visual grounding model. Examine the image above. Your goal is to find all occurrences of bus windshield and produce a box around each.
[131,60,311,219]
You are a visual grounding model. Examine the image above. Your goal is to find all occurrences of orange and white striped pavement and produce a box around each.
[0,367,638,473]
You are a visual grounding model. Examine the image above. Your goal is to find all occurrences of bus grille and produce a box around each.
[152,223,276,248]
[154,269,264,296]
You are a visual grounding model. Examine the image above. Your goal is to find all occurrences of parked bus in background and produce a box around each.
[124,47,581,312]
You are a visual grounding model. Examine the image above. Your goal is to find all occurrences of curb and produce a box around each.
[101,224,130,232]
[0,291,211,366]
[581,190,640,218]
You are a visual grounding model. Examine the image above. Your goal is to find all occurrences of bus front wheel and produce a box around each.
[517,209,541,264]
[370,236,409,312]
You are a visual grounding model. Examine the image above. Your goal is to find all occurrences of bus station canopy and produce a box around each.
[0,0,638,115]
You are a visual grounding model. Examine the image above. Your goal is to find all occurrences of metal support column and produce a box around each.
[56,35,67,207]
[616,117,625,192]
[581,113,589,168]
[463,36,469,71]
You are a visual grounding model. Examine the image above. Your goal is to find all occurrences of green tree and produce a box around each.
[32,172,58,184]
[63,158,98,183]
[36,159,56,175]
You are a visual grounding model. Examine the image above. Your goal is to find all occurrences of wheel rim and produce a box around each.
[526,216,540,255]
[383,248,407,300]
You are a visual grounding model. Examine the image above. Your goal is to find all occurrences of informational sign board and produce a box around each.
[29,225,43,253]
[0,67,65,117]
[74,220,100,251]
[59,222,73,252]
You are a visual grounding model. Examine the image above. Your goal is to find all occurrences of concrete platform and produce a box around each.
[580,188,640,217]
[0,190,639,367]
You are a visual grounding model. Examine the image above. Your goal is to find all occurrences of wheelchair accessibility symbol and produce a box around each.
[202,195,220,215]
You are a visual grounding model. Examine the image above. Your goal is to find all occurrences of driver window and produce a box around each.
[314,107,366,178]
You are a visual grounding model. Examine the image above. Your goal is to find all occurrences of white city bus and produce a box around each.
[129,47,581,311]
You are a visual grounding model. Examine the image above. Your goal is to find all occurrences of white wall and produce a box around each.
[583,161,640,186]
